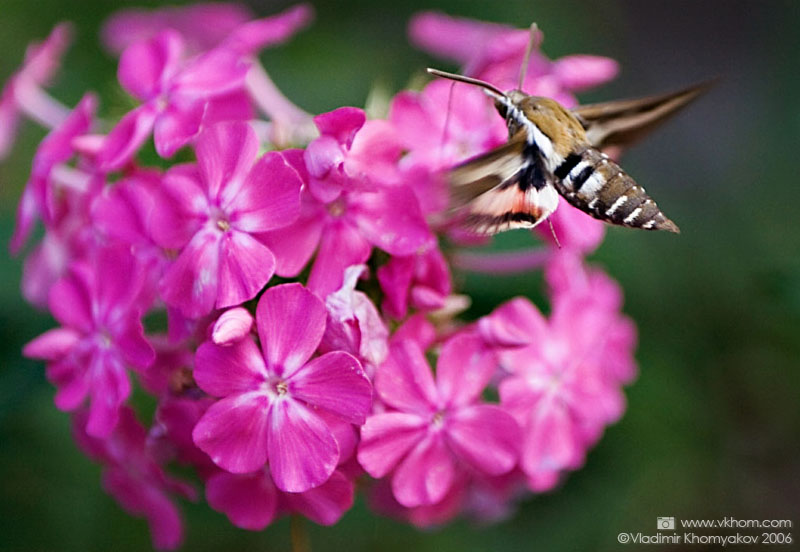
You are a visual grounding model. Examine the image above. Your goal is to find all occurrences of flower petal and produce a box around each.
[102,467,184,550]
[307,219,371,298]
[351,185,431,256]
[228,151,302,232]
[211,307,254,345]
[172,47,249,98]
[267,397,339,492]
[391,434,454,507]
[256,283,326,377]
[48,265,93,332]
[195,338,268,397]
[445,404,519,475]
[357,412,427,478]
[153,100,205,158]
[87,352,131,437]
[479,296,547,348]
[23,327,80,360]
[192,391,270,473]
[195,121,258,204]
[375,340,438,413]
[436,333,496,407]
[98,104,158,172]
[289,351,371,424]
[118,29,182,100]
[47,358,88,411]
[287,470,354,526]
[150,164,207,249]
[313,107,365,148]
[159,228,220,319]
[257,198,324,278]
[216,230,276,309]
[206,470,278,531]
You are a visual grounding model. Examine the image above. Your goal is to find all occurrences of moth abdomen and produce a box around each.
[555,147,679,233]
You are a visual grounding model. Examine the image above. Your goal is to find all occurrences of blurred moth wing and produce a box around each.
[572,79,717,152]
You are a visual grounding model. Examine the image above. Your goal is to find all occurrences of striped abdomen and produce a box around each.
[552,148,679,233]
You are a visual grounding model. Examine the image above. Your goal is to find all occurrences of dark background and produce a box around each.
[1,0,798,550]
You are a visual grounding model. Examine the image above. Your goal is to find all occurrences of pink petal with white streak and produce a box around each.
[391,433,454,507]
[193,391,271,473]
[267,397,339,492]
[194,338,267,397]
[195,121,258,203]
[216,229,276,308]
[288,351,371,424]
[212,307,253,345]
[357,412,428,478]
[159,229,220,319]
[23,327,80,360]
[256,283,326,377]
[445,404,519,475]
[228,151,302,232]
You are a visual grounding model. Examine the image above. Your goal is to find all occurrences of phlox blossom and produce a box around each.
[192,283,372,492]
[358,334,520,507]
[23,246,154,437]
[151,121,302,318]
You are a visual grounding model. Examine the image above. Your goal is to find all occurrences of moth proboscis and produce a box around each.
[428,62,715,236]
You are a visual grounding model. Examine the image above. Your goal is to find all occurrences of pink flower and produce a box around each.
[409,11,618,105]
[358,334,519,507]
[489,285,636,491]
[73,406,195,550]
[11,95,95,254]
[221,4,314,57]
[90,169,166,297]
[206,467,354,530]
[390,79,507,171]
[319,265,389,372]
[151,121,302,318]
[545,252,638,385]
[23,246,155,437]
[192,283,372,492]
[377,242,452,319]
[259,111,432,297]
[0,23,72,160]
[101,3,254,55]
[98,30,249,169]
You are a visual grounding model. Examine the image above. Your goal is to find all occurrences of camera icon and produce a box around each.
[657,517,675,530]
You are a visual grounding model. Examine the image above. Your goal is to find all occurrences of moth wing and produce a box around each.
[447,132,559,235]
[448,132,528,207]
[571,79,715,151]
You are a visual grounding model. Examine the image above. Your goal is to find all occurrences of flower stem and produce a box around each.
[451,247,551,274]
[290,515,311,552]
[13,78,70,130]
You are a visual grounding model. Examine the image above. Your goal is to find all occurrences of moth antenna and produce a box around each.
[547,218,562,249]
[426,68,507,100]
[440,81,456,159]
[517,23,539,91]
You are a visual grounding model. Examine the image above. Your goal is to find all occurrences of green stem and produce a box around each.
[290,515,311,552]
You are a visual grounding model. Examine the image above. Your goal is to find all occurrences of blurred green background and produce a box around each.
[1,0,798,550]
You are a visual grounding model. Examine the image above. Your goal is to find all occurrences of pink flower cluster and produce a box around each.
[5,5,634,548]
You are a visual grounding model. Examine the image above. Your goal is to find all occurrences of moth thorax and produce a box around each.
[493,90,531,137]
